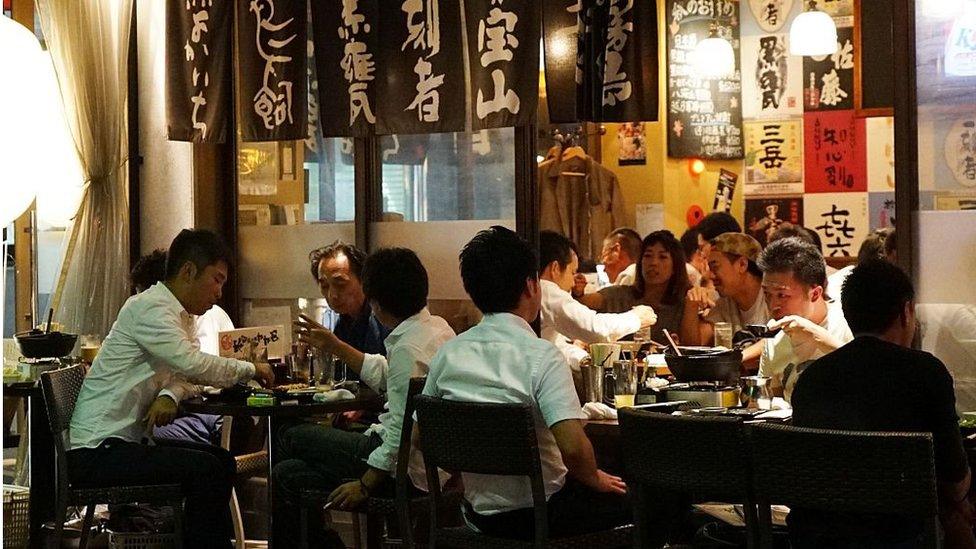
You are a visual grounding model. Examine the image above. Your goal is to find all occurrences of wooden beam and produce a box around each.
[892,0,919,280]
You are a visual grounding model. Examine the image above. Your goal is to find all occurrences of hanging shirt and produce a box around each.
[70,282,254,450]
[540,155,627,262]
[539,279,640,370]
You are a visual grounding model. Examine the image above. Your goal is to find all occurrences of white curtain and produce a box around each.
[38,0,134,336]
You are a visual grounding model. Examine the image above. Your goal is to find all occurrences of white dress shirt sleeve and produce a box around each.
[360,353,389,393]
[366,344,423,473]
[158,378,202,403]
[548,285,641,343]
[552,337,589,371]
[131,301,254,387]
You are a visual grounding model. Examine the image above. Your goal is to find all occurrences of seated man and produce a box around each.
[540,231,655,371]
[68,229,274,549]
[274,248,455,548]
[791,261,975,548]
[130,249,234,446]
[599,227,642,286]
[307,241,391,379]
[757,237,853,401]
[681,233,768,364]
[421,226,629,539]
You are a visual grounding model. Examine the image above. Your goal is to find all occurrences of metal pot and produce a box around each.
[664,347,742,385]
[15,330,78,359]
[739,375,773,409]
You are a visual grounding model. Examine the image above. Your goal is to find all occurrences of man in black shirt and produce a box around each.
[791,261,974,547]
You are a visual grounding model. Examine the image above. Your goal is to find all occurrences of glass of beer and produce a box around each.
[79,334,101,364]
[612,360,637,409]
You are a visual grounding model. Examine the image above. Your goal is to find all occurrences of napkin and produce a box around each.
[581,402,618,420]
[312,388,356,403]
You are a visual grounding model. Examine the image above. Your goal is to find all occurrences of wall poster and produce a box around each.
[803,110,866,193]
[866,116,895,192]
[811,0,853,27]
[868,192,895,232]
[804,192,869,258]
[666,0,744,159]
[747,0,794,32]
[742,34,802,119]
[617,122,647,166]
[745,195,803,247]
[802,26,854,112]
[744,119,803,195]
[944,116,976,188]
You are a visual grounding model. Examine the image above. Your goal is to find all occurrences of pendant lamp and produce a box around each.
[789,0,838,56]
[692,24,736,79]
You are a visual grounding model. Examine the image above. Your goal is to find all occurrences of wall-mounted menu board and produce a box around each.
[667,0,744,159]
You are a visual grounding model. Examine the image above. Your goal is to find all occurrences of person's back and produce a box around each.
[790,261,971,547]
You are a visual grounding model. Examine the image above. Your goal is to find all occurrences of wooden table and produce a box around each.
[181,391,385,548]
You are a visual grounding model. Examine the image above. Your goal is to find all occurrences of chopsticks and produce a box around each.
[662,329,682,356]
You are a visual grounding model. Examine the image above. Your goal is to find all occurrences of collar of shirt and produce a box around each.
[479,311,536,337]
[149,282,195,331]
[383,307,432,350]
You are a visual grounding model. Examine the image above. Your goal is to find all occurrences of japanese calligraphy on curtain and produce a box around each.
[542,0,581,123]
[376,0,465,134]
[166,0,232,143]
[312,0,378,138]
[237,0,308,142]
[464,0,540,129]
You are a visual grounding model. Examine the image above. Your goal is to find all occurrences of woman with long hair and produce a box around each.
[579,230,691,343]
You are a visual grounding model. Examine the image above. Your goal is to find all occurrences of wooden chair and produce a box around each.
[749,422,939,549]
[618,409,758,549]
[414,395,633,548]
[300,377,434,548]
[40,364,185,548]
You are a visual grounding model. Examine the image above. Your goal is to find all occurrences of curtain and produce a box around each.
[38,0,133,336]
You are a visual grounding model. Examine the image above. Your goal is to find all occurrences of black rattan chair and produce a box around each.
[749,422,939,549]
[414,395,633,549]
[618,409,758,549]
[300,377,435,549]
[40,365,185,549]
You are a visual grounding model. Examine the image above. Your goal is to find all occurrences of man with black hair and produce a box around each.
[599,227,642,286]
[695,212,742,258]
[757,237,852,400]
[421,226,629,540]
[129,249,234,446]
[304,241,390,376]
[681,233,770,358]
[540,231,655,370]
[68,229,275,548]
[277,248,454,547]
[791,261,974,548]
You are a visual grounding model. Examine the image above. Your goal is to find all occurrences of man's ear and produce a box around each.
[809,284,824,303]
[179,261,198,281]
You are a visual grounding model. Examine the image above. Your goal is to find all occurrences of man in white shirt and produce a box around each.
[68,230,274,549]
[274,248,454,547]
[421,226,629,540]
[540,231,655,370]
[681,233,769,365]
[599,227,642,286]
[757,237,853,401]
[130,249,236,446]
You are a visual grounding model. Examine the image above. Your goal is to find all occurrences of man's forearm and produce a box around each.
[329,339,366,374]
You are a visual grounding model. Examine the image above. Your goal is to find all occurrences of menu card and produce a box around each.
[218,325,287,361]
[667,0,744,159]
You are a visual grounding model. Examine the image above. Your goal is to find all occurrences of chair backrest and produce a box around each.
[414,394,549,545]
[40,364,86,494]
[750,422,938,516]
[620,409,756,548]
[620,409,751,499]
[394,377,427,481]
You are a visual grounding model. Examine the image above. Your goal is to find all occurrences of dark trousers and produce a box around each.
[466,477,631,540]
[272,423,386,548]
[67,438,236,549]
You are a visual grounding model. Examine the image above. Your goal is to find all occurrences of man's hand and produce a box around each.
[686,286,716,315]
[630,305,657,328]
[294,314,342,354]
[144,395,178,427]
[572,274,588,298]
[593,469,627,495]
[769,315,844,361]
[328,480,368,511]
[253,361,275,388]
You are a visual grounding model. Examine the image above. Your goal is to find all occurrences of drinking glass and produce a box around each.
[316,350,336,389]
[612,360,637,409]
[79,334,101,364]
[713,322,734,349]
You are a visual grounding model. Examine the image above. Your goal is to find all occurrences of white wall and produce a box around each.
[136,0,194,253]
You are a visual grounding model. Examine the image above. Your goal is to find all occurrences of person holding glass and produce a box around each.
[539,231,656,371]
[274,248,455,547]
